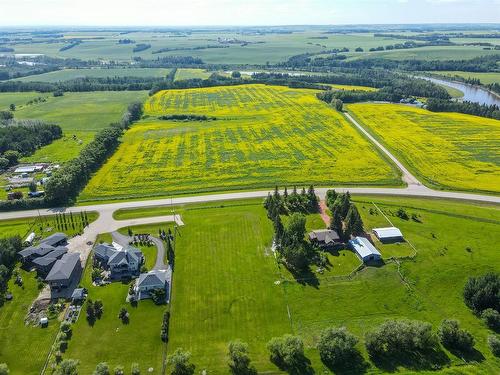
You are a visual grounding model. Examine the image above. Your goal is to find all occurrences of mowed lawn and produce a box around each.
[285,196,500,373]
[0,269,59,375]
[0,91,147,162]
[62,237,167,374]
[80,85,400,201]
[347,103,500,193]
[167,202,291,373]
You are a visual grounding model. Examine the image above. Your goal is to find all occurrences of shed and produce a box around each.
[373,227,404,243]
[71,288,86,302]
[24,232,36,245]
[349,236,382,263]
[40,317,48,327]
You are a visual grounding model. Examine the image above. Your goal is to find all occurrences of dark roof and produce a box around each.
[309,229,340,244]
[137,270,167,288]
[40,232,67,247]
[71,288,85,300]
[45,253,80,281]
[19,243,55,259]
[93,243,117,260]
[32,247,68,267]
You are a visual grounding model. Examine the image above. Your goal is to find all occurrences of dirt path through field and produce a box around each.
[319,200,330,227]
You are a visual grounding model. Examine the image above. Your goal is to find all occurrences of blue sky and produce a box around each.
[1,0,499,26]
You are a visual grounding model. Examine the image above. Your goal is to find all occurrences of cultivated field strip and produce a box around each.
[81,85,399,201]
[348,103,500,193]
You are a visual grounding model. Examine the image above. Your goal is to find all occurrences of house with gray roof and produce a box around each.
[309,229,341,247]
[19,243,56,264]
[93,242,143,280]
[40,232,67,248]
[32,246,68,275]
[45,253,82,291]
[134,268,171,301]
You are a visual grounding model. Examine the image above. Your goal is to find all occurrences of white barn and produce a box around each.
[373,227,404,243]
[349,237,382,263]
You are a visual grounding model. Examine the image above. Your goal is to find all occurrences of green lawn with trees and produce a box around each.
[0,91,147,162]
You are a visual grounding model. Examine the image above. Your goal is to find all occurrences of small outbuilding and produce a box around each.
[308,229,341,247]
[71,288,87,303]
[349,236,382,263]
[40,317,48,327]
[373,227,404,243]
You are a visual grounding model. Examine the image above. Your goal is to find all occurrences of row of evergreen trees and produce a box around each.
[326,190,364,240]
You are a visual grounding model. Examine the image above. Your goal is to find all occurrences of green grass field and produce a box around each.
[168,197,500,373]
[79,85,400,202]
[12,68,172,82]
[0,91,148,162]
[0,269,60,375]
[347,103,500,193]
[61,242,167,374]
[173,68,212,81]
[103,196,500,374]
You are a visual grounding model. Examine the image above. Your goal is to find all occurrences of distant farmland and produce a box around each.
[348,103,500,193]
[80,85,400,201]
[12,68,172,82]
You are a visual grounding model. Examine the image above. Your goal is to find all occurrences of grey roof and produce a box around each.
[349,237,381,259]
[95,243,142,267]
[373,227,403,239]
[93,243,116,260]
[45,253,80,281]
[19,243,55,259]
[137,270,167,288]
[32,247,68,267]
[309,229,340,244]
[71,288,85,300]
[40,232,67,247]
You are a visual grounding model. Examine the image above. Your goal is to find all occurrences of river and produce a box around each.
[420,76,500,107]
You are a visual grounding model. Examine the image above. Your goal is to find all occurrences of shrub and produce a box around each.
[482,308,500,332]
[267,334,304,369]
[438,319,475,352]
[463,272,500,314]
[228,340,254,374]
[93,362,110,375]
[113,366,124,375]
[169,348,195,375]
[317,327,359,367]
[55,359,79,375]
[488,335,500,357]
[0,363,8,375]
[130,362,140,375]
[365,319,436,358]
[151,288,166,305]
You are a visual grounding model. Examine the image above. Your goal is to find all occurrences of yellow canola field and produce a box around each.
[348,103,500,193]
[80,85,400,201]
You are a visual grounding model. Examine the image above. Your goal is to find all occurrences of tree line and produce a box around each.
[0,119,62,164]
[427,98,500,120]
[0,236,23,306]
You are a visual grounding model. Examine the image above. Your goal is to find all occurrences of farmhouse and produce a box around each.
[93,242,143,279]
[349,236,382,263]
[32,246,68,275]
[309,229,341,247]
[135,268,171,301]
[373,227,404,243]
[45,253,82,291]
